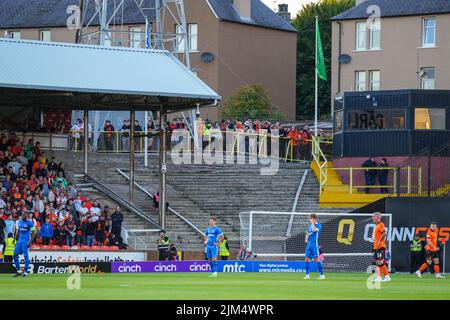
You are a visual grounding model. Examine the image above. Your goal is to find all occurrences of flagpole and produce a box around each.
[314,16,318,137]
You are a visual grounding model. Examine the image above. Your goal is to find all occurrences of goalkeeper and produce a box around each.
[304,214,325,280]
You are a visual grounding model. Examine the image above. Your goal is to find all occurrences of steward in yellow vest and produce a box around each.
[3,233,16,263]
[219,236,230,260]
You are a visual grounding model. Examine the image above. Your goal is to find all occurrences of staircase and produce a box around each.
[311,161,387,207]
[56,151,356,251]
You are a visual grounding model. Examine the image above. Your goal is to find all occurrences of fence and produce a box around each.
[390,141,450,197]
[69,129,330,163]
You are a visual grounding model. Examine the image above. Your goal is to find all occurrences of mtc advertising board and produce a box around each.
[111,260,318,273]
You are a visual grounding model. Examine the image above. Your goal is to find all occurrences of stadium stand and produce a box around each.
[0,133,127,251]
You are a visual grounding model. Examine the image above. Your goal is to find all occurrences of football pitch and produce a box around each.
[0,272,449,300]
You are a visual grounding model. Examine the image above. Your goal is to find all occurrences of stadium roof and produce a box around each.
[0,0,296,32]
[331,0,450,21]
[0,38,220,111]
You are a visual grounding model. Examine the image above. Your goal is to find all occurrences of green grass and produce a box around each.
[0,273,449,300]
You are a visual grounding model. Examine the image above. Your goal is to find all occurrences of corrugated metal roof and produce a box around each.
[331,0,450,21]
[0,38,220,110]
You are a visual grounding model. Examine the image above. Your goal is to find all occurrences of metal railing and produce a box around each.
[115,168,204,237]
[83,173,160,228]
[390,141,450,197]
[70,129,321,163]
[322,166,422,195]
[312,136,329,193]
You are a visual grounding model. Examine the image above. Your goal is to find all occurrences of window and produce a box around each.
[422,18,436,47]
[355,71,366,91]
[39,30,51,42]
[175,24,186,52]
[356,22,366,50]
[176,23,198,52]
[370,20,380,49]
[334,111,343,133]
[104,31,112,46]
[189,23,198,51]
[348,109,406,130]
[370,70,380,91]
[415,108,446,130]
[130,27,142,48]
[420,67,435,89]
[9,31,21,39]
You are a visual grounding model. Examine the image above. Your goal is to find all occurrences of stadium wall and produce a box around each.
[355,197,450,272]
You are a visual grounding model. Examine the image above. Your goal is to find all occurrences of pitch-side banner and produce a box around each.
[23,251,146,263]
[0,262,111,274]
[111,260,318,273]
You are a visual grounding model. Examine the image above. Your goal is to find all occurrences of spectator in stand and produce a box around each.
[111,206,124,237]
[35,162,48,179]
[4,213,15,237]
[102,120,115,151]
[0,215,5,240]
[300,126,312,161]
[153,191,160,208]
[54,220,66,246]
[40,217,53,245]
[362,157,377,194]
[47,157,58,172]
[90,201,101,222]
[16,151,28,166]
[287,126,300,161]
[86,216,96,247]
[120,119,131,151]
[64,213,76,247]
[95,215,108,246]
[378,158,389,194]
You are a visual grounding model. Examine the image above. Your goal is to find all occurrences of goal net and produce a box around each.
[239,211,392,272]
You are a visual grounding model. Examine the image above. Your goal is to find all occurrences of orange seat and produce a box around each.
[91,246,101,251]
[61,245,71,250]
[80,245,90,251]
[100,246,110,251]
[41,245,50,250]
[30,245,41,250]
[50,245,61,250]
[110,246,119,251]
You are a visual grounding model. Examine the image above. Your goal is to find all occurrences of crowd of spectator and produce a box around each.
[0,132,128,251]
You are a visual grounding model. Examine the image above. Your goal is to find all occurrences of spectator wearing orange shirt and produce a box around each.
[287,126,300,161]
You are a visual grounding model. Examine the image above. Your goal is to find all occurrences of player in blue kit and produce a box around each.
[304,214,325,280]
[204,217,224,278]
[13,212,36,277]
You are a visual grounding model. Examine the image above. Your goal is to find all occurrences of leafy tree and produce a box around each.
[221,84,285,120]
[292,0,355,119]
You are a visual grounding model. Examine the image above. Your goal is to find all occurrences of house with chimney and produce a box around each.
[0,0,297,121]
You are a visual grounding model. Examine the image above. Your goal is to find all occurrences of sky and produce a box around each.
[261,0,319,17]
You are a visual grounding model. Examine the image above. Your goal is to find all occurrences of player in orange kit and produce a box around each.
[416,222,445,279]
[372,212,391,282]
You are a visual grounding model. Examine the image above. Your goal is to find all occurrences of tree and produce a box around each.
[292,0,355,120]
[221,84,285,120]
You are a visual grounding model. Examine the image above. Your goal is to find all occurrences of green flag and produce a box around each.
[316,19,327,81]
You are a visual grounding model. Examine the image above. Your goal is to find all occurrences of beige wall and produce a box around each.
[332,14,450,102]
[217,21,297,120]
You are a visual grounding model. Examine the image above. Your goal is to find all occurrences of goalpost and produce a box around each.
[239,211,393,272]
